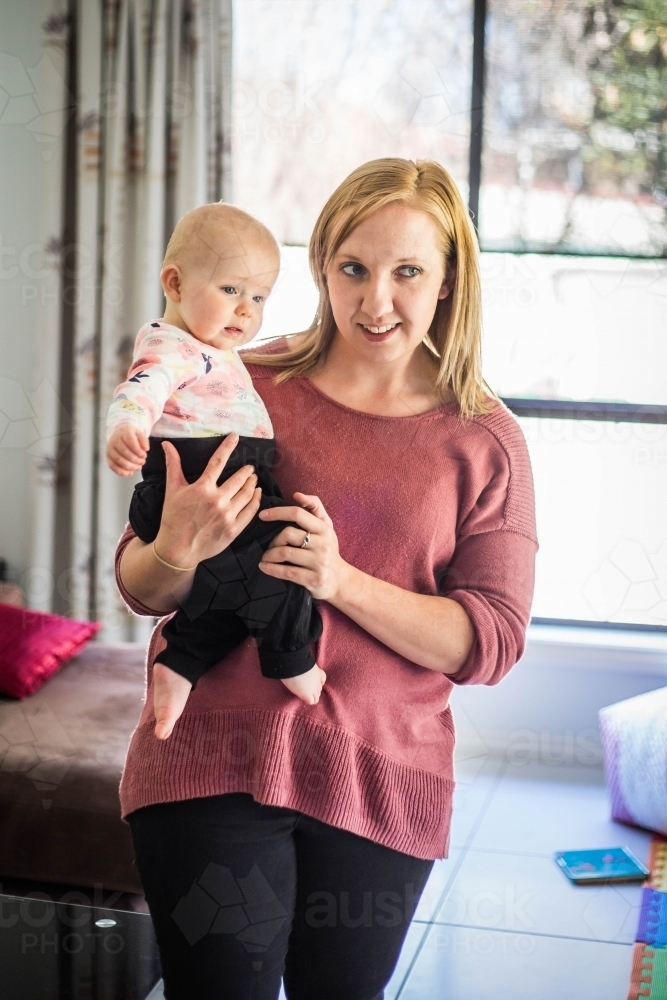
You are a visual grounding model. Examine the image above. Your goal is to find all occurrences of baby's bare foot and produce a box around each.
[281,664,326,705]
[152,662,193,739]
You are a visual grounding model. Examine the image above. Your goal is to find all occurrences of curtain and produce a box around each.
[22,3,71,616]
[29,0,232,640]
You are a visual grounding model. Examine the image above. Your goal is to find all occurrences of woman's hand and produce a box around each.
[258,491,475,676]
[118,434,262,614]
[155,434,262,569]
[257,492,350,602]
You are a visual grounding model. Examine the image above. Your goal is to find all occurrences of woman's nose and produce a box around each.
[361,277,394,321]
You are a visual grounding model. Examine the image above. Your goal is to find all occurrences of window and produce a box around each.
[232,0,473,243]
[481,0,667,255]
[232,0,667,630]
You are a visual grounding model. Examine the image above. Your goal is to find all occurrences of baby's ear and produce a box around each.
[161,264,183,301]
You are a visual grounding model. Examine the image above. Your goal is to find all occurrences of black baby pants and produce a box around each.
[128,792,434,1000]
[129,435,323,688]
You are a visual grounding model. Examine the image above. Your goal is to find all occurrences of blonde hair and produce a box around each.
[162,202,279,275]
[241,158,500,422]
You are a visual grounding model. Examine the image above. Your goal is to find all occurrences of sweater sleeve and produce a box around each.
[115,523,169,618]
[106,324,205,439]
[439,407,539,687]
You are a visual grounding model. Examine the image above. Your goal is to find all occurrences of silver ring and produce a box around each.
[300,531,311,549]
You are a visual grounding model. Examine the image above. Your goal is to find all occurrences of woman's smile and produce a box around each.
[358,321,401,341]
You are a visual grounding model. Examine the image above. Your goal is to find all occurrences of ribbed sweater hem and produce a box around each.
[119,708,454,861]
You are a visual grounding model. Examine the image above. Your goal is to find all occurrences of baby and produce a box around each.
[106,203,325,737]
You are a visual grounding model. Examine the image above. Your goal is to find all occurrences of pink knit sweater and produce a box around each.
[116,337,538,860]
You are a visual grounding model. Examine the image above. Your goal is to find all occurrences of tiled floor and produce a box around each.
[383,755,648,1000]
[151,755,648,1000]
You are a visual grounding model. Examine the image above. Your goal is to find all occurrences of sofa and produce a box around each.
[0,642,148,893]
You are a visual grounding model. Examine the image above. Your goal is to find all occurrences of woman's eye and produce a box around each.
[341,263,365,277]
[221,286,237,295]
[397,266,421,278]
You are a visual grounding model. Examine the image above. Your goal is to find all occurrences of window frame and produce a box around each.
[468,0,667,631]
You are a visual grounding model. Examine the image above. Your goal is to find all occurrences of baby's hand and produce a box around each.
[106,425,149,476]
[281,664,326,706]
[152,663,193,739]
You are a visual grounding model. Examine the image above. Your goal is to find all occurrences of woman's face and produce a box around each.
[324,201,452,361]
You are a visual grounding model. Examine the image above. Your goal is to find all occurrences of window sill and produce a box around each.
[452,622,667,761]
[526,622,667,676]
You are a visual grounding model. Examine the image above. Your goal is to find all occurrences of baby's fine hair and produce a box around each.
[162,202,279,273]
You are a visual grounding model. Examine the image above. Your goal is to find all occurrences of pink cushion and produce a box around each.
[0,603,101,699]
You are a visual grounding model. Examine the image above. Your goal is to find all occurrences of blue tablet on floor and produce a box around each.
[554,847,649,884]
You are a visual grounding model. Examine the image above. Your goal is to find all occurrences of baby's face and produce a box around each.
[177,240,279,351]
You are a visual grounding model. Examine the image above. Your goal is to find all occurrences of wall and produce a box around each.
[0,0,67,590]
[451,624,667,769]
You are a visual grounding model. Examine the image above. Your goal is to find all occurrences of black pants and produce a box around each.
[129,436,323,687]
[128,793,434,1000]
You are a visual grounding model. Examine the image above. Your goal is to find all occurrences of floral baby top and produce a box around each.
[106,320,274,440]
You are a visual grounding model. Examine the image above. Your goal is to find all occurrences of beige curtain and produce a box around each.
[21,2,71,615]
[51,0,231,639]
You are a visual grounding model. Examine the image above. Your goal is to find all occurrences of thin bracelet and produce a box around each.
[151,540,197,573]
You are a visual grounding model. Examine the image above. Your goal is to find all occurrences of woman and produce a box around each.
[116,158,538,1000]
